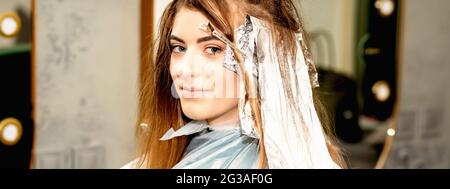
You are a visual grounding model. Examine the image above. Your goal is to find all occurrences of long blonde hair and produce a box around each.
[136,0,346,169]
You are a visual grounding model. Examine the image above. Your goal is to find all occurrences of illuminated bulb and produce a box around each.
[372,80,391,102]
[375,0,395,17]
[0,12,21,38]
[0,118,23,146]
[3,124,19,143]
[387,128,396,136]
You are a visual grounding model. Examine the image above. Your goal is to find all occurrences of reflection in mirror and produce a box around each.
[299,0,401,168]
[0,0,33,169]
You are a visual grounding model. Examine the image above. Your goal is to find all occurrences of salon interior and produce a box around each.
[1,0,449,169]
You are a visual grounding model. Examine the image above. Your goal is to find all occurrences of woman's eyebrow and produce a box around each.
[170,35,220,44]
[196,36,220,43]
[169,35,185,43]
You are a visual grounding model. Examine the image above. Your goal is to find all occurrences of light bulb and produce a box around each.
[0,12,21,38]
[375,0,395,17]
[372,80,391,102]
[0,118,23,146]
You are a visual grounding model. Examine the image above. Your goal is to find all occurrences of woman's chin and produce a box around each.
[180,101,214,120]
[183,112,211,121]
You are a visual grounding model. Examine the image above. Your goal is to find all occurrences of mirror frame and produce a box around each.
[374,0,404,169]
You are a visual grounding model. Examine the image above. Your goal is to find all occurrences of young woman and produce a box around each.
[124,0,346,169]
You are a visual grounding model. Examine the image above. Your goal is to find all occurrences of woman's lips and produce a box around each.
[181,86,203,92]
[180,86,210,98]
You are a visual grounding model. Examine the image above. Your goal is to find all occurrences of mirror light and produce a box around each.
[387,128,396,137]
[372,80,391,102]
[0,12,22,38]
[375,0,396,17]
[0,118,23,146]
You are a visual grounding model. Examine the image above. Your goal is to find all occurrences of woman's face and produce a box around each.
[169,8,240,125]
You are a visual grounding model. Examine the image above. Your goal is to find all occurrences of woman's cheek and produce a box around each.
[204,56,238,99]
[169,59,182,80]
[212,68,237,99]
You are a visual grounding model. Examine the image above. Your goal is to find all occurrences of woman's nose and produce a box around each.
[178,51,203,79]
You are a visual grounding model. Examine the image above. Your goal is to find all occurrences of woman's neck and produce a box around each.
[207,106,239,127]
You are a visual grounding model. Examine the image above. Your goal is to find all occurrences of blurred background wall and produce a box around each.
[300,0,357,78]
[34,0,140,169]
[385,0,450,169]
[153,0,171,38]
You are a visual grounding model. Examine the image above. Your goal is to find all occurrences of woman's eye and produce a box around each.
[205,47,222,56]
[172,46,186,54]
